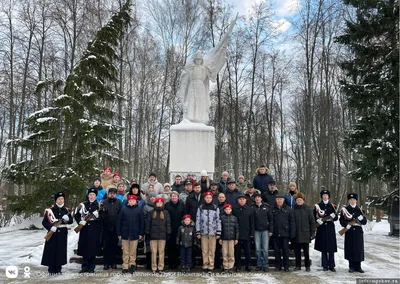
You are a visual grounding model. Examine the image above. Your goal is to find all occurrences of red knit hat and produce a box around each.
[127,195,137,200]
[204,191,214,197]
[104,166,112,172]
[182,214,191,220]
[223,204,232,209]
[155,197,165,203]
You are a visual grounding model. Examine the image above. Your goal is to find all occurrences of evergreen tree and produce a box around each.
[336,0,399,188]
[3,0,132,212]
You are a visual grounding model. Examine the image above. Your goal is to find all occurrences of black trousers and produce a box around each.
[103,229,118,266]
[235,240,251,268]
[48,266,61,274]
[349,261,362,271]
[82,256,96,271]
[294,243,310,268]
[167,242,180,267]
[273,237,289,269]
[214,241,222,269]
[321,252,335,269]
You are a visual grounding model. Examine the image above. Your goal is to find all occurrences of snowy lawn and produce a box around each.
[0,218,399,283]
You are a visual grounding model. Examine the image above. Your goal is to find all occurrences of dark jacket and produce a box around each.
[253,173,274,195]
[293,204,315,243]
[116,203,144,240]
[225,189,240,206]
[200,178,211,193]
[41,205,73,266]
[313,200,338,253]
[74,200,102,257]
[252,202,273,232]
[339,205,367,262]
[284,191,297,208]
[145,207,172,240]
[245,189,261,206]
[100,197,121,231]
[185,192,204,223]
[262,189,278,207]
[220,213,239,240]
[232,204,255,240]
[271,203,295,239]
[218,178,230,193]
[164,200,186,244]
[176,220,196,247]
[172,182,185,194]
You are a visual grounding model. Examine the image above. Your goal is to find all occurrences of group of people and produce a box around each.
[40,165,367,276]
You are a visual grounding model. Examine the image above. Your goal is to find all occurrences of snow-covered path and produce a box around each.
[0,218,398,283]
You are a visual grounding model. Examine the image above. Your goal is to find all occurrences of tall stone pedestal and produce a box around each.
[169,119,215,182]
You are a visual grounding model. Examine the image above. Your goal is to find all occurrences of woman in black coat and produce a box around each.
[164,191,185,269]
[314,189,338,272]
[293,193,315,272]
[41,192,73,275]
[339,193,367,273]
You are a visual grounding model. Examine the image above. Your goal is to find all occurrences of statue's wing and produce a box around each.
[203,17,237,81]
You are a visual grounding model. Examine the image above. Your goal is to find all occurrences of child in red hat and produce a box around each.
[219,203,239,274]
[145,197,171,274]
[176,214,196,273]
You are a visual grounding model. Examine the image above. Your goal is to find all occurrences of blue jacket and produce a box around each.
[225,189,240,206]
[86,187,107,202]
[253,173,274,195]
[116,193,125,203]
[284,192,296,208]
[122,197,146,209]
[116,204,144,240]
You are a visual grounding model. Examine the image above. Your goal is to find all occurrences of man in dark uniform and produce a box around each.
[314,189,338,272]
[74,187,102,273]
[100,187,121,270]
[41,192,73,275]
[339,193,367,273]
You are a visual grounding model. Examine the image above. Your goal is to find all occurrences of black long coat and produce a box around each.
[74,200,102,257]
[41,205,73,266]
[271,203,296,238]
[164,200,186,245]
[293,204,315,243]
[313,200,338,253]
[232,204,255,240]
[145,208,172,240]
[339,205,367,261]
[185,192,204,223]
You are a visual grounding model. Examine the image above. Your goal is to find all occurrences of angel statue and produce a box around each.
[178,17,237,124]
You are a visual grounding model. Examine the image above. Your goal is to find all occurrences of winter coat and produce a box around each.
[262,189,278,207]
[100,172,114,190]
[253,169,274,195]
[217,202,227,216]
[179,190,192,205]
[142,179,163,195]
[293,204,315,243]
[41,205,73,266]
[200,178,211,193]
[116,203,144,240]
[196,202,221,236]
[284,191,297,208]
[339,205,367,262]
[160,190,172,203]
[218,178,230,193]
[232,204,255,240]
[225,189,240,206]
[100,197,121,231]
[116,193,125,203]
[176,220,196,247]
[74,200,102,257]
[245,189,261,206]
[172,182,185,194]
[164,200,186,245]
[236,181,248,194]
[145,207,171,240]
[251,202,273,232]
[185,192,205,223]
[271,203,295,239]
[314,200,338,253]
[220,213,239,240]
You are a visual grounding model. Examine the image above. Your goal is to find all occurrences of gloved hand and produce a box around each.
[79,220,86,226]
[330,213,336,218]
[317,219,323,225]
[357,215,363,221]
[50,226,57,232]
[346,224,351,229]
[62,215,69,222]
[92,210,99,218]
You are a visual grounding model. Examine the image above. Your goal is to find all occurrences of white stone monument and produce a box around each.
[169,17,237,182]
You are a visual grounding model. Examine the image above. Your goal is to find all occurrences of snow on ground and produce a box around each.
[0,218,399,283]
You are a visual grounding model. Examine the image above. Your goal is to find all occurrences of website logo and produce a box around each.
[6,266,18,278]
